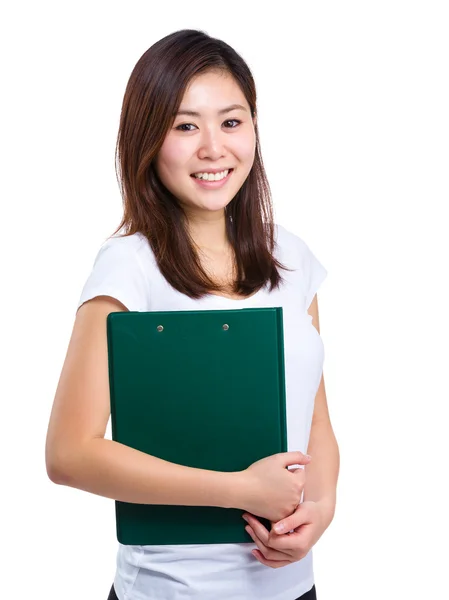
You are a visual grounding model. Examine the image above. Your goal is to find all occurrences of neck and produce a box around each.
[186,209,231,252]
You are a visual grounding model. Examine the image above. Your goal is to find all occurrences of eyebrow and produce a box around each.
[174,103,248,117]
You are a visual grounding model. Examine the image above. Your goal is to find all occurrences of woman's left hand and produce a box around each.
[242,501,329,568]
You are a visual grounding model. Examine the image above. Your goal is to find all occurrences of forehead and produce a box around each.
[179,71,248,112]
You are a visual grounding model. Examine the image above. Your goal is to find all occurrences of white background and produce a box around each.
[2,1,448,598]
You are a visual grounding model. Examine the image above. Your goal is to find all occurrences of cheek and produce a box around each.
[232,133,256,164]
[156,137,189,176]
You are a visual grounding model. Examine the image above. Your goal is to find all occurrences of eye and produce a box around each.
[175,123,196,132]
[223,119,241,128]
[175,119,242,132]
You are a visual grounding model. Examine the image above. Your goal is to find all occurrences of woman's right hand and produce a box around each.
[237,451,311,522]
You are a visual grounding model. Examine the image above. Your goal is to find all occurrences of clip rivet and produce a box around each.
[157,325,164,332]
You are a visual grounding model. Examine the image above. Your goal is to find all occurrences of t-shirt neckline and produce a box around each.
[205,286,265,304]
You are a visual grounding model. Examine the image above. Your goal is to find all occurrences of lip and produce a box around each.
[191,168,234,189]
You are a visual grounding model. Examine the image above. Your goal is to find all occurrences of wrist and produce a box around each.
[222,471,249,510]
[314,498,336,528]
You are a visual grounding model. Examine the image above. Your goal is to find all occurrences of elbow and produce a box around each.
[45,442,76,485]
[46,458,66,484]
[46,429,66,483]
[46,437,97,485]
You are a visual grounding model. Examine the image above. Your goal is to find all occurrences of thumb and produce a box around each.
[273,510,301,534]
[272,502,307,534]
[272,518,292,534]
[280,451,312,468]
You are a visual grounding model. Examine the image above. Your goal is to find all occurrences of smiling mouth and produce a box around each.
[190,168,234,180]
[189,169,234,189]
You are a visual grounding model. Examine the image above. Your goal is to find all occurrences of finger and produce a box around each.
[272,503,309,534]
[245,525,293,562]
[252,549,292,569]
[243,514,270,543]
[280,451,312,468]
[268,523,313,555]
[244,514,295,553]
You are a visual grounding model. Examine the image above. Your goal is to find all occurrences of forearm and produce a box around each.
[50,438,243,510]
[303,420,340,525]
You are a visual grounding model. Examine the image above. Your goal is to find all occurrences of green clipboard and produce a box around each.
[106,307,287,545]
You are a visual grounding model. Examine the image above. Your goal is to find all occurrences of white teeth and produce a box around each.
[193,169,230,181]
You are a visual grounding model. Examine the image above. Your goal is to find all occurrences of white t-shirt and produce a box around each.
[77,223,327,600]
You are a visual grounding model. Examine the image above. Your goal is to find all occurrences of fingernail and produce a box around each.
[306,455,312,459]
[274,523,284,533]
[242,515,248,522]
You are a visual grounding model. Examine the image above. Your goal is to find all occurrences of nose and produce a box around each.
[197,126,226,161]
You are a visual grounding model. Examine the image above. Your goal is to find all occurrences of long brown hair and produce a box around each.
[112,29,293,299]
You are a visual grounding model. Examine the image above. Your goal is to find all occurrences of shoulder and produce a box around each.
[274,223,328,305]
[93,231,153,270]
[99,231,148,256]
[274,222,311,267]
[77,232,152,313]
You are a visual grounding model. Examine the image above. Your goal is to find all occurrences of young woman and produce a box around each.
[45,29,339,600]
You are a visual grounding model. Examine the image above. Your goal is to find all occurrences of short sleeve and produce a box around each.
[300,238,328,310]
[76,235,150,313]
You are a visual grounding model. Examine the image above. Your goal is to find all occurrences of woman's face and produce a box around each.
[154,70,257,218]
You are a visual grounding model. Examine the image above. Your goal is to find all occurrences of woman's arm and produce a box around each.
[303,372,339,525]
[49,436,243,509]
[45,296,244,510]
[303,404,340,527]
[303,296,340,524]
